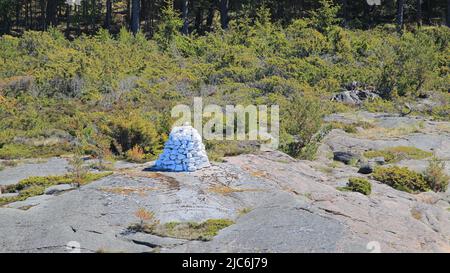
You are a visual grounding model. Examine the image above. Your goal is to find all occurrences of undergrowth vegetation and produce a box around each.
[0,4,449,161]
[129,211,234,241]
[338,177,372,196]
[372,163,449,194]
[0,172,112,206]
[364,146,433,163]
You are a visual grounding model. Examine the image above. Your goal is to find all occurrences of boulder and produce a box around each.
[333,151,360,165]
[332,90,379,105]
[368,156,386,165]
[358,164,374,174]
[0,192,19,198]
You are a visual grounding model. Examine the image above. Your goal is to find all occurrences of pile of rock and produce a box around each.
[331,81,380,105]
[154,125,210,172]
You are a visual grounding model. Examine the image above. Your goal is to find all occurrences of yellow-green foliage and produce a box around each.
[0,23,449,160]
[423,157,449,192]
[280,94,325,159]
[153,219,234,241]
[0,143,72,160]
[364,146,433,163]
[372,166,429,193]
[0,172,112,206]
[347,177,372,195]
[205,140,258,162]
[363,98,397,113]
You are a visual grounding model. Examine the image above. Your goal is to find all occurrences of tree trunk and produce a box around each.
[40,0,46,30]
[417,0,422,26]
[341,0,348,24]
[105,0,112,30]
[219,0,228,29]
[66,4,71,38]
[194,6,203,33]
[206,0,216,32]
[126,0,131,28]
[181,0,189,35]
[46,0,58,28]
[447,0,450,27]
[131,0,140,35]
[397,0,405,34]
[15,0,21,29]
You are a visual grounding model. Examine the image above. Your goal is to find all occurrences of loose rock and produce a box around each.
[154,125,210,172]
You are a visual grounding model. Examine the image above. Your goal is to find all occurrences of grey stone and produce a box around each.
[0,192,19,198]
[358,164,374,174]
[368,157,386,165]
[333,151,360,165]
[331,90,379,105]
[5,194,53,209]
[0,158,69,186]
[44,184,75,195]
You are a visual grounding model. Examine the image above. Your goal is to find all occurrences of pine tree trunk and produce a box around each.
[105,0,112,30]
[206,0,216,32]
[41,0,47,30]
[417,0,422,26]
[194,7,203,33]
[397,0,405,34]
[66,4,71,38]
[447,0,450,27]
[46,0,58,28]
[182,0,189,35]
[219,0,228,29]
[341,0,348,24]
[131,0,140,35]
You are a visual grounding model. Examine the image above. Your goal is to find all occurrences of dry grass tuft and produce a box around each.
[208,185,261,195]
[99,186,156,196]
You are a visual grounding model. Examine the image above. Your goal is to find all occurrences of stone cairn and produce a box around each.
[154,125,210,172]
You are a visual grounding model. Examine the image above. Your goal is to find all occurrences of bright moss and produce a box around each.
[0,143,72,160]
[149,219,235,241]
[372,166,429,193]
[337,177,371,195]
[364,146,433,163]
[347,177,372,195]
[0,172,112,206]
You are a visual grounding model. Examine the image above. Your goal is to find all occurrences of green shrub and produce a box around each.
[0,22,448,165]
[14,175,72,191]
[280,95,325,159]
[205,140,257,162]
[372,166,429,193]
[0,172,112,206]
[107,112,160,156]
[347,177,372,195]
[0,143,72,160]
[151,219,234,241]
[18,185,45,198]
[423,157,449,192]
[125,145,146,163]
[363,98,396,113]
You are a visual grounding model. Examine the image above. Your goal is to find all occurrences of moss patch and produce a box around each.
[0,143,72,160]
[337,177,372,195]
[131,219,235,241]
[0,172,112,206]
[372,166,429,193]
[364,146,432,163]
